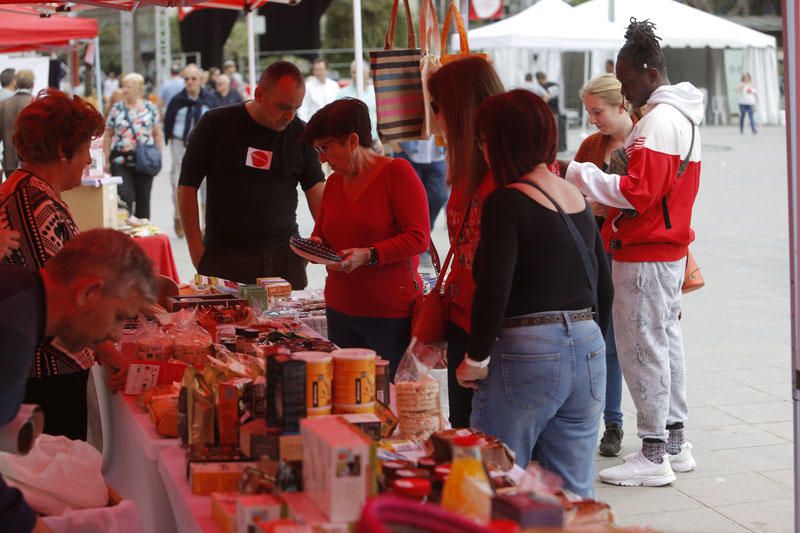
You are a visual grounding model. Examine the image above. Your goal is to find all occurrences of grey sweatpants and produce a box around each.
[612,258,688,442]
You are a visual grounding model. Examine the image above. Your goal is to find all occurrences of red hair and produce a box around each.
[14,88,105,164]
[476,89,557,187]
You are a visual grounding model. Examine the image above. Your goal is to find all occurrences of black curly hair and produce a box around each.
[617,18,666,73]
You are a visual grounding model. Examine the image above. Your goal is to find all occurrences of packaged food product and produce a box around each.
[134,320,173,362]
[291,351,333,414]
[441,435,493,524]
[331,348,376,410]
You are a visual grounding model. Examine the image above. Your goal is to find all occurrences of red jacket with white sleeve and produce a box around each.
[566,82,704,262]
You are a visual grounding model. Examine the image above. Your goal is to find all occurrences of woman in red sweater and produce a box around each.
[574,73,634,457]
[304,99,430,377]
[427,57,505,427]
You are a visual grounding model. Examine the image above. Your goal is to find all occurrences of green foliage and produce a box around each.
[322,0,410,73]
[223,16,247,65]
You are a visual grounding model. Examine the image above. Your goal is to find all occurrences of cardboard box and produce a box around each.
[211,492,238,533]
[218,378,253,446]
[166,294,248,312]
[300,416,377,523]
[236,494,284,533]
[189,461,256,495]
[240,419,303,462]
[61,179,118,231]
[337,414,381,441]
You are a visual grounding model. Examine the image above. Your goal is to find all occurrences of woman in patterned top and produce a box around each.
[0,88,127,440]
[103,72,164,220]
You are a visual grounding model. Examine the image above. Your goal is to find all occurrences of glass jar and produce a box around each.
[440,435,493,524]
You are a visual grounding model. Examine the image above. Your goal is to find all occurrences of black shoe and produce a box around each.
[599,423,623,457]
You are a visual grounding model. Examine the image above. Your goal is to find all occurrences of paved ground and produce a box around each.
[147,123,796,532]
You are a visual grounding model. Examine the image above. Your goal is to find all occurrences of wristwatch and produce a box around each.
[464,355,491,369]
[368,246,378,265]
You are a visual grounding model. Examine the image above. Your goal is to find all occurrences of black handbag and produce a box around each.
[121,104,162,176]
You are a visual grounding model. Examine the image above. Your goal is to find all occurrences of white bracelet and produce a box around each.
[464,355,491,369]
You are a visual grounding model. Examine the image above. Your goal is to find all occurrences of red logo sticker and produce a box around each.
[246,147,273,170]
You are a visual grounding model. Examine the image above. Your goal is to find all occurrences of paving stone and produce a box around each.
[691,423,789,450]
[614,507,749,532]
[685,405,744,428]
[756,421,795,441]
[714,498,795,533]
[716,400,793,424]
[690,386,778,407]
[759,468,795,489]
[715,443,795,472]
[595,484,701,517]
[675,472,792,507]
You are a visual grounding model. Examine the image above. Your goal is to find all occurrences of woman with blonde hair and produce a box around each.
[573,72,634,458]
[427,57,504,427]
[103,72,164,220]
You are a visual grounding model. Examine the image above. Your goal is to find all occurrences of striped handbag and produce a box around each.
[370,0,425,142]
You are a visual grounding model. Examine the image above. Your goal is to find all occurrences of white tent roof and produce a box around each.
[574,0,776,49]
[465,0,623,51]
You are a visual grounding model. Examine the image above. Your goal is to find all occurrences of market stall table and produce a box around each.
[104,394,180,533]
[134,233,180,283]
[158,445,219,533]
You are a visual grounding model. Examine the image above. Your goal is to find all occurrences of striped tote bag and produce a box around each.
[370,0,425,142]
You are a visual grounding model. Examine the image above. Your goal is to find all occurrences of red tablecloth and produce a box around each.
[134,234,180,284]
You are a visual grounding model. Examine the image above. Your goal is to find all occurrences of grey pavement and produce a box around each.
[147,124,796,532]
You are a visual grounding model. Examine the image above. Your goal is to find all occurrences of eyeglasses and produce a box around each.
[430,101,440,115]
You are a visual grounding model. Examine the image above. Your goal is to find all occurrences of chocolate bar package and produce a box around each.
[266,355,306,433]
[492,492,564,528]
[218,377,253,446]
[430,429,515,471]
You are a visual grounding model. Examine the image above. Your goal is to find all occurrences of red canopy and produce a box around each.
[0,0,270,11]
[0,5,98,52]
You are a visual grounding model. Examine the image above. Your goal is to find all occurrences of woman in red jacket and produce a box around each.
[304,99,429,377]
[427,57,505,428]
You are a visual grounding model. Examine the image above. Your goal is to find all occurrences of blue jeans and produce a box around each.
[326,306,411,380]
[739,104,757,133]
[604,255,623,427]
[470,312,606,498]
[396,154,448,229]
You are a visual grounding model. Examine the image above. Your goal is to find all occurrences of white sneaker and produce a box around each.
[668,442,696,473]
[598,451,676,487]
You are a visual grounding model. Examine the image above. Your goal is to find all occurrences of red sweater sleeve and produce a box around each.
[374,159,430,264]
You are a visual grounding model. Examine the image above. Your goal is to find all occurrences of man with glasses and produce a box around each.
[164,64,215,238]
[178,61,325,287]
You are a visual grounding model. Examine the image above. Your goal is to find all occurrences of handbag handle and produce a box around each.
[420,0,440,56]
[384,0,416,50]
[440,0,469,59]
[516,180,598,306]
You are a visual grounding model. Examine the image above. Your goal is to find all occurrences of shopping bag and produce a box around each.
[440,0,488,65]
[370,0,425,142]
[420,0,442,138]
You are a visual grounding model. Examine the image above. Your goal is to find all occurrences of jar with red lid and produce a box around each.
[392,477,432,502]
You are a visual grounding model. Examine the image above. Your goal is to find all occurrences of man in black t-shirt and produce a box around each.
[178,61,325,288]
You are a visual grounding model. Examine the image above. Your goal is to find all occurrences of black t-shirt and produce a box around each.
[467,188,613,359]
[179,104,324,251]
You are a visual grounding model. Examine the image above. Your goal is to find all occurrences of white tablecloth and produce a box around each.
[105,394,179,533]
[158,446,220,533]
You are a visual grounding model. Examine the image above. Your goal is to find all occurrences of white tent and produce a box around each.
[466,0,622,51]
[463,0,622,94]
[575,0,780,125]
